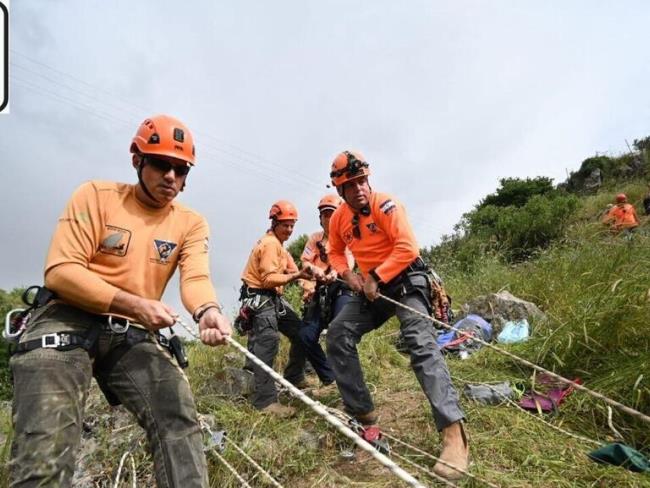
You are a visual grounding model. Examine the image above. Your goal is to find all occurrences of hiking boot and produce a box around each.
[353,410,378,426]
[433,421,469,481]
[312,382,338,399]
[260,403,296,418]
[292,378,311,390]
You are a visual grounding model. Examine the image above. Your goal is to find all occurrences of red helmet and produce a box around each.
[616,193,627,203]
[317,194,343,213]
[130,115,196,165]
[330,150,370,187]
[269,200,298,221]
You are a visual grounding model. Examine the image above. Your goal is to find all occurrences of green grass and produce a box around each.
[1,184,650,486]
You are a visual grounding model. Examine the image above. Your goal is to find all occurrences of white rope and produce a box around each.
[225,436,284,488]
[209,448,253,488]
[372,290,650,424]
[389,450,459,488]
[327,406,493,487]
[113,450,136,488]
[129,454,136,488]
[176,319,426,488]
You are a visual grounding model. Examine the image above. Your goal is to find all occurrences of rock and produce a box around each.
[212,367,255,397]
[584,168,602,192]
[458,291,546,332]
[298,429,319,451]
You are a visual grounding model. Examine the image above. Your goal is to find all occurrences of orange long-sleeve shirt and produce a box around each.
[241,231,297,294]
[44,180,218,317]
[602,203,640,230]
[328,191,420,283]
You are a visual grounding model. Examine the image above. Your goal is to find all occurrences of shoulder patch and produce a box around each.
[379,199,396,215]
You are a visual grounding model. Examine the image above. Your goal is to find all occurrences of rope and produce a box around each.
[389,450,459,488]
[113,434,142,488]
[372,290,650,424]
[113,451,137,488]
[176,319,427,488]
[209,448,253,488]
[327,406,494,487]
[452,375,602,447]
[224,437,285,488]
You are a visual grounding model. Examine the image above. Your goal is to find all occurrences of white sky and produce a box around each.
[1,1,649,314]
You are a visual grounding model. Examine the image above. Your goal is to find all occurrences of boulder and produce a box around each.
[212,366,255,397]
[583,168,602,192]
[458,291,546,332]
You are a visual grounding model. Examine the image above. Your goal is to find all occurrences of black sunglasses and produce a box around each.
[316,240,329,263]
[352,214,361,239]
[146,156,191,176]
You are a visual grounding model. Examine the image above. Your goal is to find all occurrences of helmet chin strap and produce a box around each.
[136,156,161,204]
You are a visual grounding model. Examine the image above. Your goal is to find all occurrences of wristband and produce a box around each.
[369,269,382,284]
[193,304,222,323]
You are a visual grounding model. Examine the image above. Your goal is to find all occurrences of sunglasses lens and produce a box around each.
[148,157,190,176]
[174,165,190,176]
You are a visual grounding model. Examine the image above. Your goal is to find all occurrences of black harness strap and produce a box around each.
[14,327,100,354]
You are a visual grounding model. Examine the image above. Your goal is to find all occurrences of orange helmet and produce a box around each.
[318,194,343,213]
[330,150,370,187]
[130,115,196,165]
[616,193,627,203]
[269,200,298,221]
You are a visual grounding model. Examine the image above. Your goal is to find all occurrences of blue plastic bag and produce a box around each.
[497,319,529,343]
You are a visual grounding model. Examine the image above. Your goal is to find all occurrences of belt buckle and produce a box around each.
[41,333,61,348]
[107,315,130,334]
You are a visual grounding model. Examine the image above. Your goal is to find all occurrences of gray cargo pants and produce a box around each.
[9,303,208,488]
[246,297,306,409]
[326,273,464,431]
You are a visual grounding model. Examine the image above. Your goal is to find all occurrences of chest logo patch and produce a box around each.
[153,239,178,264]
[366,222,378,233]
[99,225,131,257]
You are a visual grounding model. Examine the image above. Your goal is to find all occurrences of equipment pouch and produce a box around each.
[169,333,189,369]
[234,306,254,336]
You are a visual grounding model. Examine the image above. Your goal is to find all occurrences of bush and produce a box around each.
[464,193,580,261]
[479,177,556,209]
[0,288,25,400]
[286,234,308,268]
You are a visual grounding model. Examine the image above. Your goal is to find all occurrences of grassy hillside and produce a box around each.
[1,152,650,486]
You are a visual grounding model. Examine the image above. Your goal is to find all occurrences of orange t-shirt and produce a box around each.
[44,181,218,317]
[328,191,420,283]
[241,231,297,294]
[603,203,639,229]
[300,230,354,294]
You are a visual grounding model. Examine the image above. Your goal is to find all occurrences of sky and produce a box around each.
[1,0,649,316]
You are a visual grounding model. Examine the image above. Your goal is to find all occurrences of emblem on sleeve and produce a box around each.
[379,199,396,215]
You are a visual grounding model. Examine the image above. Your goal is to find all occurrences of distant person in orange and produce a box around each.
[602,193,640,233]
[326,150,468,481]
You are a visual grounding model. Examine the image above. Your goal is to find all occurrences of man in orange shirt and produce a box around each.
[10,115,232,487]
[602,193,640,233]
[326,150,468,481]
[298,195,355,394]
[240,200,313,416]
